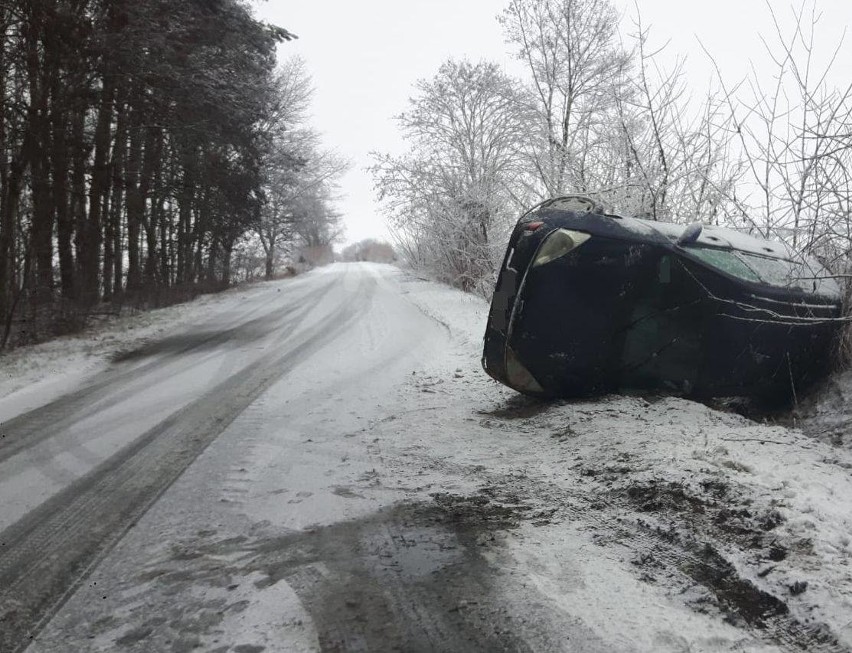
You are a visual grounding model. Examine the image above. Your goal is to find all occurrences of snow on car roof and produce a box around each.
[614,214,792,258]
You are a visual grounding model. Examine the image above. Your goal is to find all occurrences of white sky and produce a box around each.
[252,0,851,246]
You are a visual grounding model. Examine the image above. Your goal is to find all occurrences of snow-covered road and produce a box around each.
[1,263,851,653]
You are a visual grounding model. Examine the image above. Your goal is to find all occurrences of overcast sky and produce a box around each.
[252,0,851,246]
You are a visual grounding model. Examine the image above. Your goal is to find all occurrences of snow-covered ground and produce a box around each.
[2,263,851,653]
[0,276,308,423]
[396,269,852,652]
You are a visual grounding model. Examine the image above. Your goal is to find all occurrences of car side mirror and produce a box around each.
[676,223,703,246]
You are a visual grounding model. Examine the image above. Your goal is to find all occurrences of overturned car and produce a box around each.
[482,196,843,402]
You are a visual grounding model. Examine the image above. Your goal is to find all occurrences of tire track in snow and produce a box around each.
[0,275,372,653]
[195,502,540,652]
[0,274,338,466]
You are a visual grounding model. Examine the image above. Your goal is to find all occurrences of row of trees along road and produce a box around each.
[372,0,852,302]
[0,1,345,349]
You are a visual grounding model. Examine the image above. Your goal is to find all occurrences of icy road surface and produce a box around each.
[1,263,852,653]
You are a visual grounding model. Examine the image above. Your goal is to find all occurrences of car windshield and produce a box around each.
[687,248,761,283]
[688,247,836,296]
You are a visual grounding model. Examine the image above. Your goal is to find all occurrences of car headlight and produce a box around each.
[532,229,591,267]
[505,347,544,394]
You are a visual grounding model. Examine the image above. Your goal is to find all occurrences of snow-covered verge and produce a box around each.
[394,271,852,651]
[0,276,302,423]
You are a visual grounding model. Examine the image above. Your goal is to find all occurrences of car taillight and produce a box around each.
[532,229,591,267]
[524,221,544,231]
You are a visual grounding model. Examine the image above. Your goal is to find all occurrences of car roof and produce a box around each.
[611,214,792,259]
[534,195,792,258]
[532,197,841,301]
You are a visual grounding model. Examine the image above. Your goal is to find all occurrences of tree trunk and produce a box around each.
[125,101,144,292]
[80,74,116,305]
[0,12,8,323]
[69,106,87,300]
[176,148,195,285]
[0,140,28,326]
[142,128,162,286]
[54,97,75,299]
[221,239,233,287]
[103,91,127,301]
[265,242,275,279]
[206,238,218,282]
[27,10,53,296]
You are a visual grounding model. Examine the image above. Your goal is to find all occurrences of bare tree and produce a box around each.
[260,134,348,275]
[705,1,852,255]
[255,59,349,278]
[371,60,527,292]
[605,12,742,225]
[499,0,631,197]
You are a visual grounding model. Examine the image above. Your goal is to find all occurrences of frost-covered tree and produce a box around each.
[371,60,526,292]
[375,0,851,306]
[708,2,852,257]
[604,16,743,224]
[499,0,631,197]
[248,57,348,279]
[702,2,852,357]
[258,129,348,277]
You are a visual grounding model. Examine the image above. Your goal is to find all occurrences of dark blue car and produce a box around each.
[482,196,843,401]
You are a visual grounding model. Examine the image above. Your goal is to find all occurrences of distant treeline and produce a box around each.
[0,1,336,348]
[341,239,396,264]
